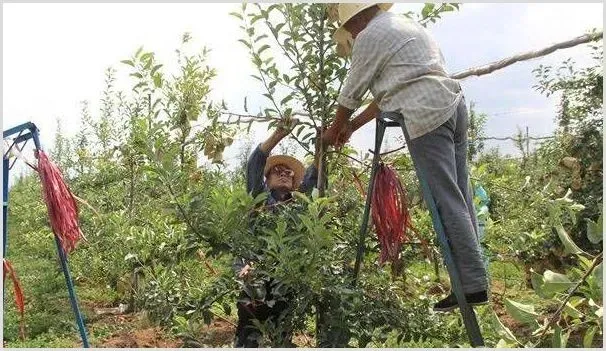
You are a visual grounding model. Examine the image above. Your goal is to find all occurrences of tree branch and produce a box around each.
[536,252,603,345]
[451,31,603,80]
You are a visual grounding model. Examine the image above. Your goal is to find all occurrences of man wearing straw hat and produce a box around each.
[234,117,319,347]
[323,3,489,312]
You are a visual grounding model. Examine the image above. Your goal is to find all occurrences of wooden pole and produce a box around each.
[451,31,603,80]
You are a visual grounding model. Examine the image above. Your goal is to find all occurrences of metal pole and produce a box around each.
[3,157,9,303]
[3,158,9,257]
[352,118,387,286]
[31,128,90,348]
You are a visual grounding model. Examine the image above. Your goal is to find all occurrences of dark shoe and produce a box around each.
[433,290,489,312]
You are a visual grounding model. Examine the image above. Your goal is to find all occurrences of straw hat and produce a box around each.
[264,155,305,187]
[332,3,393,56]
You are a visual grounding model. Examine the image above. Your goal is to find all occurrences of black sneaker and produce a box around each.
[433,290,489,312]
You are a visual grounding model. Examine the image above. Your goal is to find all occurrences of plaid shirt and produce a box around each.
[337,11,463,140]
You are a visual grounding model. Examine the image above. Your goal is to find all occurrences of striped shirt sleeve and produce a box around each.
[337,30,386,111]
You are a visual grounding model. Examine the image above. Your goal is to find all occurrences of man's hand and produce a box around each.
[322,122,345,145]
[238,263,254,279]
[260,117,299,154]
[276,117,299,136]
[323,122,352,148]
[323,100,380,148]
[322,104,355,147]
[334,123,353,148]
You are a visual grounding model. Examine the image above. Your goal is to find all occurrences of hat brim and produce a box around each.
[264,155,305,188]
[333,3,393,57]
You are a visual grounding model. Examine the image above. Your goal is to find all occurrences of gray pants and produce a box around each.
[383,98,488,293]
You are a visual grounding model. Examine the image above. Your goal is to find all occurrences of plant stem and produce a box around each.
[536,252,603,344]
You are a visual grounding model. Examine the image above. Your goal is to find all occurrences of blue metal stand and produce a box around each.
[3,122,90,347]
[352,115,484,347]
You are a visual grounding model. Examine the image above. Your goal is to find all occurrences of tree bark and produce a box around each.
[451,31,603,80]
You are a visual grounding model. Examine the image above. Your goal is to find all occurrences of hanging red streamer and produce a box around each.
[371,163,430,270]
[36,150,83,254]
[3,259,26,339]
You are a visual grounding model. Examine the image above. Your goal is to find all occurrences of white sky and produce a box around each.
[2,2,604,176]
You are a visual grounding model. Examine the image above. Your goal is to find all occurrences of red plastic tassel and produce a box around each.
[36,150,83,254]
[371,163,430,269]
[3,259,26,340]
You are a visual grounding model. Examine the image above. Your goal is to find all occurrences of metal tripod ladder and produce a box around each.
[3,122,90,347]
[352,114,485,347]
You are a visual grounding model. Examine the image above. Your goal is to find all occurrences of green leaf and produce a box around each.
[254,34,268,43]
[554,224,586,255]
[150,64,163,76]
[221,302,232,316]
[553,328,569,348]
[504,299,539,326]
[229,11,243,20]
[542,270,575,296]
[301,132,314,141]
[280,94,294,106]
[132,82,146,91]
[586,212,603,244]
[531,270,550,298]
[258,44,271,54]
[594,262,602,292]
[583,326,597,348]
[275,23,285,33]
[563,302,582,319]
[140,52,153,62]
[490,310,519,344]
[120,59,135,67]
[495,339,515,348]
[421,3,435,18]
[238,39,252,49]
[130,72,144,79]
[251,14,264,24]
[153,73,162,88]
[552,325,563,348]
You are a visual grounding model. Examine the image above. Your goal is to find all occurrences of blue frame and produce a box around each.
[3,122,90,347]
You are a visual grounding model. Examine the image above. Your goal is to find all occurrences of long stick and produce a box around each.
[451,31,603,80]
[536,252,603,345]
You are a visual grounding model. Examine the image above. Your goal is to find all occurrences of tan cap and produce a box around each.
[264,155,305,187]
[333,3,393,57]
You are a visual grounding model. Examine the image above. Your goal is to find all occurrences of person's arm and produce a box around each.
[324,30,385,145]
[259,126,289,154]
[246,119,297,196]
[246,145,269,197]
[330,100,381,147]
[350,100,380,132]
[323,105,355,145]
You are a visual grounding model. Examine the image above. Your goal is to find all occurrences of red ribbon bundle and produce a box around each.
[36,150,83,254]
[3,259,26,339]
[370,163,432,270]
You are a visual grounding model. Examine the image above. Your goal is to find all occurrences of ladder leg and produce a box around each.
[31,129,90,348]
[3,158,9,257]
[54,239,90,347]
[3,157,9,303]
[400,124,485,347]
[352,119,387,286]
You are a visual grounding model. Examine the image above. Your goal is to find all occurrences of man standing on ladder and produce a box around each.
[323,3,489,312]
